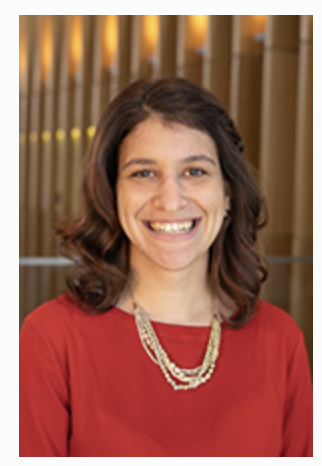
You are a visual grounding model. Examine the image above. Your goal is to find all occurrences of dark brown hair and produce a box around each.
[58,77,268,328]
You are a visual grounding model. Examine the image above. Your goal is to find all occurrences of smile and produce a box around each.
[146,219,199,235]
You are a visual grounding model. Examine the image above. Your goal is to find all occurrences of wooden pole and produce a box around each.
[153,15,176,79]
[110,15,131,99]
[259,15,300,311]
[202,15,232,111]
[176,15,209,85]
[289,15,313,368]
[229,15,266,168]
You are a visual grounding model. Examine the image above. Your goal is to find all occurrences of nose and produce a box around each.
[152,175,188,212]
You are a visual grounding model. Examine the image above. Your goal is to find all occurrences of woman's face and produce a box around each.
[116,115,230,273]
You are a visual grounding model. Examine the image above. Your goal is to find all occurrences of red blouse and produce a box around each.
[19,294,313,457]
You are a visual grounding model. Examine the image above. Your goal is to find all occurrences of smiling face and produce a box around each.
[116,115,230,274]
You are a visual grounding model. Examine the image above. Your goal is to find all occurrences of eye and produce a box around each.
[130,169,155,178]
[184,167,208,177]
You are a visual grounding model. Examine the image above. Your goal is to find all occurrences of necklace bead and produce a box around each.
[132,300,221,391]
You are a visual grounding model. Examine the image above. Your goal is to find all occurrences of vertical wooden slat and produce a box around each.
[176,15,209,85]
[19,15,32,326]
[259,15,300,310]
[153,15,176,79]
[110,15,131,99]
[230,15,266,168]
[289,15,313,368]
[131,15,159,81]
[130,16,145,80]
[69,15,84,216]
[290,15,313,258]
[39,14,54,307]
[53,16,76,299]
[26,15,44,257]
[41,16,60,256]
[91,15,108,124]
[25,16,46,319]
[39,16,63,303]
[55,16,74,224]
[202,15,232,111]
[19,16,30,257]
[91,15,116,124]
[69,15,93,214]
[71,15,94,215]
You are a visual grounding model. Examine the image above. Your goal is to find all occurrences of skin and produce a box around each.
[116,115,230,325]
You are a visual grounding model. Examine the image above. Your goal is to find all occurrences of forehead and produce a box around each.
[119,115,218,162]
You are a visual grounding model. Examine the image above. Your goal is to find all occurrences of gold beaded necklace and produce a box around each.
[132,299,221,391]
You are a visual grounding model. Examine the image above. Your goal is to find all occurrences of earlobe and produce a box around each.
[223,180,231,204]
[224,196,231,218]
[225,194,230,210]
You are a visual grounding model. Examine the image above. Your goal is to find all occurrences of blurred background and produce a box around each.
[19,15,313,368]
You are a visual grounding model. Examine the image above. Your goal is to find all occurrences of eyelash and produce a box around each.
[130,168,208,179]
[130,169,154,178]
[184,168,208,177]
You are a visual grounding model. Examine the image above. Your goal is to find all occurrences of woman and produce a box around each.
[19,77,313,457]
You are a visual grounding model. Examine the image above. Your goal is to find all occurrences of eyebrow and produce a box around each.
[121,154,217,171]
[184,155,217,166]
[122,158,157,171]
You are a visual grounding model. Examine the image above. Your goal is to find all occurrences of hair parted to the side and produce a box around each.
[57,77,268,328]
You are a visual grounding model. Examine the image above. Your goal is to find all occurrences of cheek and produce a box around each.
[201,191,227,215]
[116,187,142,234]
[116,187,128,228]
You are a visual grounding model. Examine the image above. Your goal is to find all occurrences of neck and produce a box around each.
[118,254,216,326]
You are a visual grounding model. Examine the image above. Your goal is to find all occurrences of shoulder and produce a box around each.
[20,294,89,343]
[255,300,297,325]
[20,294,123,347]
[250,299,304,347]
[20,293,109,366]
[254,300,299,328]
[22,293,81,326]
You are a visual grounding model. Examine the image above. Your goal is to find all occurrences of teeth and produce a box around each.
[148,221,195,234]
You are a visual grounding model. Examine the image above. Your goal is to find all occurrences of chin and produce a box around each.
[149,251,208,273]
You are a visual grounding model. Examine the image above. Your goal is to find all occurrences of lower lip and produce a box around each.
[143,219,201,242]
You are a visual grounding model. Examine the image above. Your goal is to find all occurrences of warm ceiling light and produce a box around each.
[87,126,96,139]
[252,15,266,33]
[188,15,209,49]
[104,15,118,67]
[70,15,83,76]
[41,16,53,82]
[19,17,27,87]
[29,132,38,143]
[143,15,159,58]
[41,130,51,142]
[55,129,66,141]
[70,127,81,140]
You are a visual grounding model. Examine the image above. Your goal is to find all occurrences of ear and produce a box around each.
[223,181,231,213]
[224,199,230,215]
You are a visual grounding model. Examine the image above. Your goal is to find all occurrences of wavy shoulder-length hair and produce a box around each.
[58,77,268,328]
